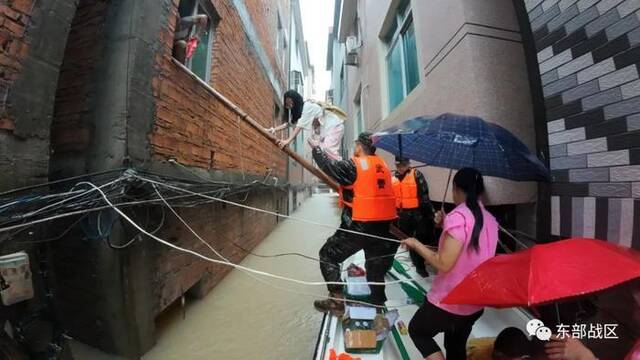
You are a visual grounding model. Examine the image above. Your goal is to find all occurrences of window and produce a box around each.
[291,70,304,94]
[326,89,334,104]
[355,105,364,137]
[176,0,216,82]
[276,14,287,70]
[354,94,363,140]
[339,64,345,103]
[384,0,419,111]
[273,102,281,127]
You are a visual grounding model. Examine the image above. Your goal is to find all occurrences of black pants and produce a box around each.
[319,217,399,305]
[409,300,483,359]
[397,208,434,275]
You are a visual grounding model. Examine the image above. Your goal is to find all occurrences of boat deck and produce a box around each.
[314,252,532,360]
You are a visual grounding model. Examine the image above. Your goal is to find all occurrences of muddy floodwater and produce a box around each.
[141,193,340,359]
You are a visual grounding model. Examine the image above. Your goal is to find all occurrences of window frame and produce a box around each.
[339,64,345,104]
[177,0,216,83]
[354,91,363,140]
[276,13,287,72]
[384,1,419,111]
[291,70,304,93]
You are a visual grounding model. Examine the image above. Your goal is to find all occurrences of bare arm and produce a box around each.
[277,126,303,148]
[274,123,289,131]
[264,122,289,134]
[402,234,463,273]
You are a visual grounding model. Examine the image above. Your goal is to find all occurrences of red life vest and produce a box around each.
[392,169,419,209]
[339,155,398,222]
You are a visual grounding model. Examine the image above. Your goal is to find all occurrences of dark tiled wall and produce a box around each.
[525,0,640,248]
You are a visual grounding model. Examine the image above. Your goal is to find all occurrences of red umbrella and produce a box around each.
[442,238,640,307]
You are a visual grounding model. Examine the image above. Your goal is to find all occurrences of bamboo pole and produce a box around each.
[173,59,339,190]
[173,60,407,238]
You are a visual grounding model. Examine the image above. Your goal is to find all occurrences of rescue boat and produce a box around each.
[313,252,532,360]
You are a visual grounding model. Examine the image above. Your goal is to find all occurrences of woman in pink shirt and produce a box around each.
[402,167,499,360]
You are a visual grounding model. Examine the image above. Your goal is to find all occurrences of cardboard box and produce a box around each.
[344,329,377,350]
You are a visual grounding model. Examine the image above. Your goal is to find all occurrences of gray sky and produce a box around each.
[300,0,334,100]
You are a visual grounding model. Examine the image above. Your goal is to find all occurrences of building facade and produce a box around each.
[328,0,541,235]
[287,0,317,208]
[328,0,640,246]
[521,0,640,248]
[1,0,314,357]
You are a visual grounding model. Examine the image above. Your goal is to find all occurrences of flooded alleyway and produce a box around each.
[141,193,340,359]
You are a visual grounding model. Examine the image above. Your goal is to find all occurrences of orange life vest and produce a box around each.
[339,155,398,222]
[392,169,419,209]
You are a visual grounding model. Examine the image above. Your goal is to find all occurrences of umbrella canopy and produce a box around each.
[372,113,550,181]
[441,238,640,308]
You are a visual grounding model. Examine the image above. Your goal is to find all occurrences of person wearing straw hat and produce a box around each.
[392,156,435,277]
[266,90,347,160]
[308,132,398,315]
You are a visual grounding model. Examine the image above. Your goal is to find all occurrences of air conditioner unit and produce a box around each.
[346,36,360,55]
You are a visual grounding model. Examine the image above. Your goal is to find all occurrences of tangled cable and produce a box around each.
[79,180,412,288]
[151,184,412,308]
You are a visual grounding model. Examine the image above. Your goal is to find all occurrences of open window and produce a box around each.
[174,0,218,82]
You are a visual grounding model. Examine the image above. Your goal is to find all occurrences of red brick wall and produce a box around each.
[151,0,287,175]
[0,0,32,131]
[152,191,283,313]
[245,0,289,84]
[150,0,291,313]
[0,0,76,189]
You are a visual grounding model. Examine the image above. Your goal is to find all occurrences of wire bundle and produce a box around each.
[0,168,426,308]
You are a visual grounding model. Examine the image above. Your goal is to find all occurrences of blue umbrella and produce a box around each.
[372,113,550,182]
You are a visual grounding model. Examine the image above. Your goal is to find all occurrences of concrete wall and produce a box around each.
[332,0,539,207]
[287,0,315,195]
[0,0,77,190]
[47,0,295,356]
[151,0,292,310]
[152,0,288,175]
[0,0,77,355]
[522,0,640,248]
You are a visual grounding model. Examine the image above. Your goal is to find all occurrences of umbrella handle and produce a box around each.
[441,169,453,212]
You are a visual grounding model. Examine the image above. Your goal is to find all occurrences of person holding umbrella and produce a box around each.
[392,156,435,277]
[402,167,499,360]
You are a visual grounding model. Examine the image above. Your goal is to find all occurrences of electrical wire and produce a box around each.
[80,180,411,288]
[12,216,88,244]
[141,174,438,249]
[18,178,123,219]
[106,205,166,249]
[0,168,127,198]
[0,186,246,234]
[138,175,404,245]
[0,173,438,259]
[152,184,409,272]
[152,184,412,309]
